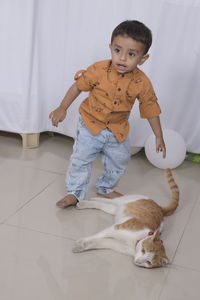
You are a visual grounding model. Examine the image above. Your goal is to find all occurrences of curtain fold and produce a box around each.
[0,0,199,152]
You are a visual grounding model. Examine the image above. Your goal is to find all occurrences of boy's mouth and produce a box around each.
[116,63,127,71]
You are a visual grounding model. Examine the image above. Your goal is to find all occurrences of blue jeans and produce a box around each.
[66,117,131,200]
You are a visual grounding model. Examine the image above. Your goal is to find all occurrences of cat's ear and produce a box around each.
[160,257,169,266]
[153,231,161,241]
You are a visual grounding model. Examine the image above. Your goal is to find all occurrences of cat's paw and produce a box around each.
[72,239,88,253]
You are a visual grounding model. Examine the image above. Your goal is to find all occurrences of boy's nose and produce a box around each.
[120,53,126,61]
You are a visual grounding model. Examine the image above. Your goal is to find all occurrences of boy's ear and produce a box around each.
[138,54,149,65]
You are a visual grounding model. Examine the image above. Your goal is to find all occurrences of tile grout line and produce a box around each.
[2,176,61,224]
[157,195,200,300]
[171,195,200,262]
[13,161,66,175]
[157,262,200,300]
[172,263,200,273]
[156,267,171,300]
[4,223,76,242]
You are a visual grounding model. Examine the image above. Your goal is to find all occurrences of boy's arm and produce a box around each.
[49,82,81,127]
[147,116,166,158]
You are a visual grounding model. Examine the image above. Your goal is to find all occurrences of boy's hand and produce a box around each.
[156,136,166,158]
[49,106,67,127]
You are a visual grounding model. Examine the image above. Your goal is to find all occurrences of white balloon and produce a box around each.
[145,129,186,169]
[131,147,142,155]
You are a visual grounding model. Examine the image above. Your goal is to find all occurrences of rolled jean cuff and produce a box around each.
[67,190,84,201]
[96,187,114,195]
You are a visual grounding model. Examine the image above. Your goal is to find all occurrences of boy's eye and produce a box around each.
[114,48,120,53]
[129,52,135,57]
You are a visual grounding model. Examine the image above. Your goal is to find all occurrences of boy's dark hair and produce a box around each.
[111,20,152,54]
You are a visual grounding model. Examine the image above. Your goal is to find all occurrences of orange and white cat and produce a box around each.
[73,169,179,268]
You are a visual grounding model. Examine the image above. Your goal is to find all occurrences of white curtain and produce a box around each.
[0,0,200,153]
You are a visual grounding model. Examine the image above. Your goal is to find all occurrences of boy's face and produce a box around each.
[110,34,149,74]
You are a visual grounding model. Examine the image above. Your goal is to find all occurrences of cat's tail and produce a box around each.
[161,168,179,216]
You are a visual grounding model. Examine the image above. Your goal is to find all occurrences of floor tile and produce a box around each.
[0,132,73,174]
[6,157,200,264]
[0,224,169,300]
[172,196,200,271]
[1,131,200,300]
[5,175,115,239]
[0,161,58,223]
[159,265,200,300]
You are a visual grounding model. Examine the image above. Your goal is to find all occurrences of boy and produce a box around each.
[49,20,166,208]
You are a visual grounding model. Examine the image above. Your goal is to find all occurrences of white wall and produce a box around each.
[0,0,199,152]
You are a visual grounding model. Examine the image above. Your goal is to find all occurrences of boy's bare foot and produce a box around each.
[96,191,123,199]
[56,194,78,208]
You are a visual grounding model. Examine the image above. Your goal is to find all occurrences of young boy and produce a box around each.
[49,20,166,208]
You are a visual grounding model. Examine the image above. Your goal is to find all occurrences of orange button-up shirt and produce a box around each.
[75,60,161,143]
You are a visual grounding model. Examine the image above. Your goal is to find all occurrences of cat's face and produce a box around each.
[134,232,169,268]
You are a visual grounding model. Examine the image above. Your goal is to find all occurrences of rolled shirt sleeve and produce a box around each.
[74,63,100,92]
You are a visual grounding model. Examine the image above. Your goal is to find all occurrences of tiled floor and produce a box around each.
[0,131,200,300]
